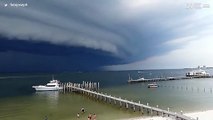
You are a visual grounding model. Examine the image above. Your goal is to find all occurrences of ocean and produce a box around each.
[0,69,213,120]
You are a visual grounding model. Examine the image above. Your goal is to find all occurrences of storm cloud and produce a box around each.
[0,0,212,71]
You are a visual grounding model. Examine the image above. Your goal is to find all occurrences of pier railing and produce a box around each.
[62,82,195,120]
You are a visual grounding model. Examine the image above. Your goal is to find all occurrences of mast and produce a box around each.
[52,75,54,80]
[128,74,132,80]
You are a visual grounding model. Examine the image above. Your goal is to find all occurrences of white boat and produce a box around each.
[32,78,63,91]
[147,83,158,88]
[186,69,210,77]
[127,74,145,83]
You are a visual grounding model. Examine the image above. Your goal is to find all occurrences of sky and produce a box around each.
[0,0,213,72]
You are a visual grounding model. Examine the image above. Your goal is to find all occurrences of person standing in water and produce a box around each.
[88,113,92,120]
[81,107,85,113]
[77,113,80,118]
[44,116,48,120]
[92,113,96,120]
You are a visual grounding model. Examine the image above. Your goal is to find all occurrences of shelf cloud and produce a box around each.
[0,0,213,71]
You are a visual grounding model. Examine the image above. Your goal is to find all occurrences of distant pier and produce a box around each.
[62,81,195,120]
[128,76,213,83]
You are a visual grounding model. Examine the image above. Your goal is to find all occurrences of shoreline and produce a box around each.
[122,110,213,120]
[184,110,213,120]
[121,116,173,120]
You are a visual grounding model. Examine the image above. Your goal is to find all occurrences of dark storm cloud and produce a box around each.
[0,0,194,59]
[0,37,124,72]
[1,0,211,71]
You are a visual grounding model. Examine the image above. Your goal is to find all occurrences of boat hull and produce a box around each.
[147,83,158,88]
[32,86,63,91]
[148,85,158,88]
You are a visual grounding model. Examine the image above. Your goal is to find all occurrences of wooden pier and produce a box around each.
[128,76,213,83]
[62,82,195,120]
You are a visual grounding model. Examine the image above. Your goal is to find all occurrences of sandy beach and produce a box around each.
[122,110,213,120]
[122,116,173,120]
[185,110,213,120]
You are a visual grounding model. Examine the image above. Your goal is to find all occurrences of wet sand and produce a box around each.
[122,110,213,120]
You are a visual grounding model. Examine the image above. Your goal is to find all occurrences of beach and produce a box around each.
[123,110,213,120]
[122,116,173,120]
[185,110,213,120]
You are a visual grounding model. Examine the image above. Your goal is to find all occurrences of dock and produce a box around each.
[128,76,213,83]
[62,81,195,120]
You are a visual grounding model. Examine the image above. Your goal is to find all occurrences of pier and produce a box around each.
[62,82,195,120]
[128,76,213,83]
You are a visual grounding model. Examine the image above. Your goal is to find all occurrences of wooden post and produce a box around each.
[109,95,111,104]
[180,110,183,115]
[63,83,65,92]
[138,101,141,111]
[91,82,93,90]
[133,104,136,112]
[119,97,122,107]
[68,83,71,92]
[89,82,91,90]
[126,102,128,109]
[114,98,116,105]
[100,92,103,100]
[100,94,102,101]
[174,112,177,119]
[96,93,99,100]
[156,111,159,116]
[149,107,153,116]
[104,96,107,102]
[161,112,164,117]
[141,107,144,114]
[147,109,150,114]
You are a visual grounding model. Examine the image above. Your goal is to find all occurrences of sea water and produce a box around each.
[0,69,213,120]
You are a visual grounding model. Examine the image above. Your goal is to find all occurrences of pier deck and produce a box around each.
[128,76,213,83]
[62,82,195,120]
